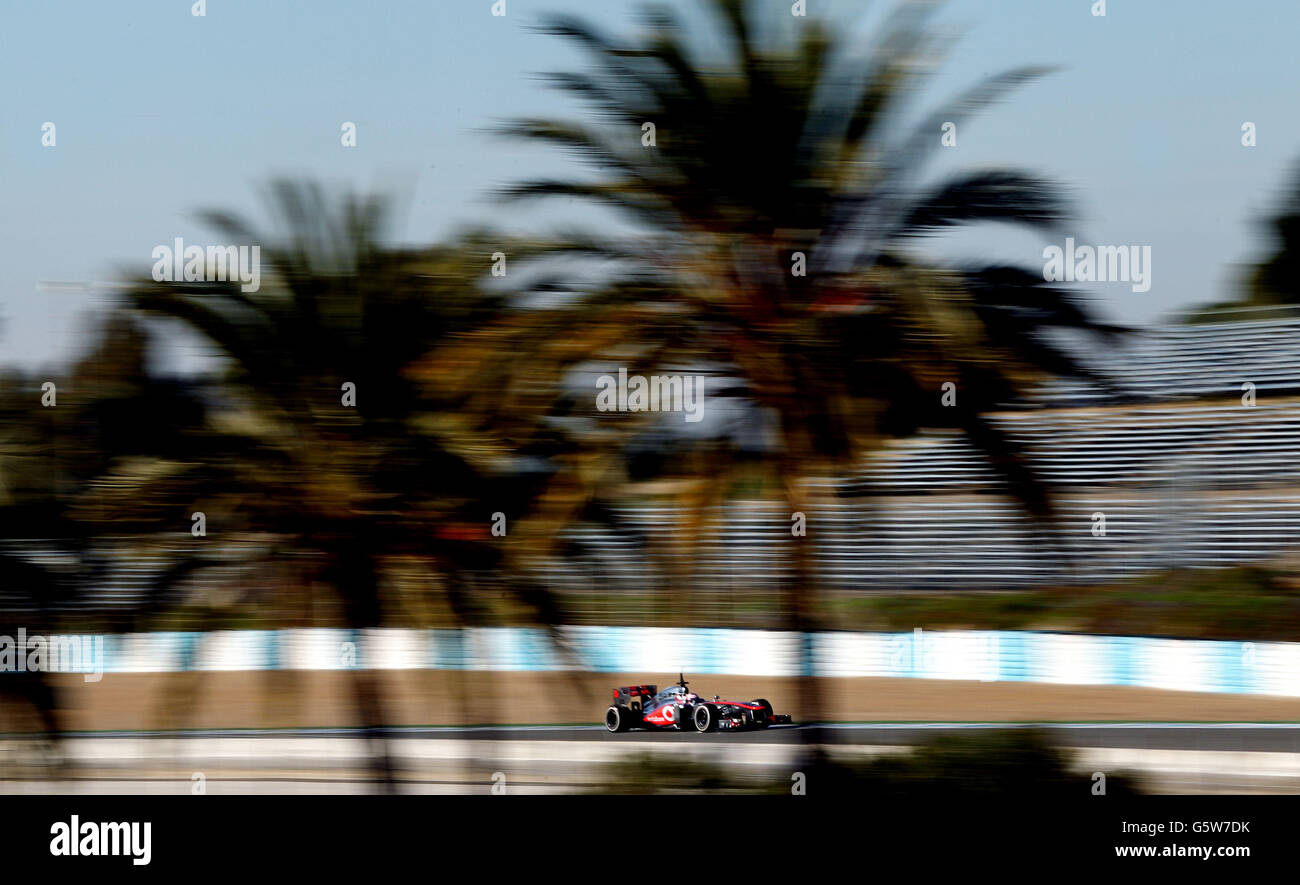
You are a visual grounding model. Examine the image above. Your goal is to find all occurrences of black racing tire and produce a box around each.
[752,699,774,727]
[605,705,631,733]
[693,703,717,733]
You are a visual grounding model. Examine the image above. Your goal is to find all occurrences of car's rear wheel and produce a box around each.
[751,699,774,727]
[605,705,631,733]
[693,704,717,733]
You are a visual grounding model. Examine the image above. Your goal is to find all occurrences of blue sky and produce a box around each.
[2,0,1299,371]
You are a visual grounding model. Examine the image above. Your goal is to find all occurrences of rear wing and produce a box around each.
[613,684,657,700]
[612,684,657,712]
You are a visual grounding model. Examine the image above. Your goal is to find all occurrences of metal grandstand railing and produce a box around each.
[550,310,1300,594]
[1039,305,1300,405]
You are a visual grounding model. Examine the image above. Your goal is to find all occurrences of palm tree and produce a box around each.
[122,180,580,785]
[1249,170,1300,308]
[1185,160,1300,322]
[498,0,1121,758]
[0,314,213,759]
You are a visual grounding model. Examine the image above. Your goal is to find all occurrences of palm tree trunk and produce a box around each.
[444,568,503,791]
[780,451,829,776]
[335,541,396,790]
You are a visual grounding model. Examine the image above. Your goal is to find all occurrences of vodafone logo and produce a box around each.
[663,706,677,722]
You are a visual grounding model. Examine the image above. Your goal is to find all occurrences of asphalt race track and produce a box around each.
[5,723,1300,793]
[15,722,1292,751]
[403,722,1300,752]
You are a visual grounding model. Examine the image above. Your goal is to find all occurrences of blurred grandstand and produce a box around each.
[548,306,1300,608]
[39,307,1300,631]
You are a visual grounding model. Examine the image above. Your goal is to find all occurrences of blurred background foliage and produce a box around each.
[595,729,1145,795]
[4,0,1300,770]
[0,1,1123,641]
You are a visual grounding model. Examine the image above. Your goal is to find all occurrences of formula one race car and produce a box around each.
[604,674,793,733]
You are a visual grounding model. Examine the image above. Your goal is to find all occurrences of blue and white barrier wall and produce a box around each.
[7,627,1300,697]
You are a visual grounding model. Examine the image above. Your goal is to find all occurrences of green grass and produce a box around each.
[553,564,1300,641]
[832,565,1300,641]
[86,564,1300,642]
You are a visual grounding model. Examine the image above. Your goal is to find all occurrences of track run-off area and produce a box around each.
[5,722,1300,793]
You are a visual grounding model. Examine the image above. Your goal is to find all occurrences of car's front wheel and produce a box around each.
[751,699,774,727]
[605,705,631,733]
[693,704,717,733]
